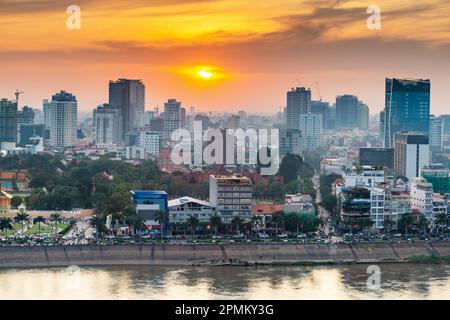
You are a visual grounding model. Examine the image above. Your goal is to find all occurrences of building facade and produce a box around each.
[109,79,145,140]
[93,104,122,146]
[209,175,253,224]
[382,78,430,148]
[299,113,322,151]
[0,99,18,146]
[429,115,444,153]
[139,131,163,156]
[286,87,311,130]
[49,91,78,148]
[393,133,430,179]
[163,99,182,137]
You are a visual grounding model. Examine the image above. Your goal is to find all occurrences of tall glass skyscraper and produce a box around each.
[109,79,145,140]
[0,98,18,145]
[382,78,430,148]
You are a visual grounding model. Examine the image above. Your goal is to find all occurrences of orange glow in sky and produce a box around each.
[0,0,449,114]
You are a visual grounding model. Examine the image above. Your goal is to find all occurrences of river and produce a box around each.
[1,264,449,299]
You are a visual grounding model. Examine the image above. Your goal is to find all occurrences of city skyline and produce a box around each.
[0,0,449,114]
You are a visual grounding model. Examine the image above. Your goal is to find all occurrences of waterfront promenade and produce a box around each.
[1,242,450,268]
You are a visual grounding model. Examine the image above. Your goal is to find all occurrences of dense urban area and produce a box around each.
[0,78,449,248]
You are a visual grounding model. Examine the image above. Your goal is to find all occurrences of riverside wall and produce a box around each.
[1,242,450,268]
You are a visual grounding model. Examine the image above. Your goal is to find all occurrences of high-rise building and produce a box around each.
[109,79,145,139]
[299,113,322,151]
[286,87,311,130]
[0,99,18,146]
[163,99,182,136]
[336,95,359,130]
[93,104,123,146]
[357,102,369,131]
[209,175,253,224]
[442,115,450,135]
[382,78,430,147]
[43,99,51,129]
[49,91,78,148]
[324,105,336,130]
[393,132,430,179]
[429,115,444,153]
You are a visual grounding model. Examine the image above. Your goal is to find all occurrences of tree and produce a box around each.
[271,212,285,240]
[50,212,62,237]
[187,215,200,238]
[10,197,23,209]
[383,216,394,236]
[33,216,46,237]
[418,215,429,236]
[14,212,30,234]
[0,217,13,235]
[436,213,448,236]
[209,214,222,236]
[90,216,106,239]
[231,216,244,235]
[399,213,413,236]
[321,194,338,213]
[155,210,168,239]
[251,215,262,238]
[286,213,301,237]
[279,154,303,183]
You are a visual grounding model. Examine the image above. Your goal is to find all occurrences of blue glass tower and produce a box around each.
[382,78,430,147]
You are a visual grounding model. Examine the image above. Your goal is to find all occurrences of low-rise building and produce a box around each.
[169,196,216,227]
[283,194,314,214]
[131,190,168,231]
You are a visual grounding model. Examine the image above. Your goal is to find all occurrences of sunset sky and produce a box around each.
[1,0,449,115]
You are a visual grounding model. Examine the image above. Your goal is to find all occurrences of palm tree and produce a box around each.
[231,216,244,235]
[436,213,448,236]
[50,213,62,237]
[399,213,413,236]
[418,215,429,236]
[33,216,46,238]
[383,216,394,236]
[187,215,200,238]
[14,212,30,234]
[251,215,262,238]
[271,212,284,240]
[155,210,169,239]
[90,216,105,239]
[209,214,222,237]
[0,217,13,236]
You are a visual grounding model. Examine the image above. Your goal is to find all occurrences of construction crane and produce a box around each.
[14,90,24,107]
[315,81,322,101]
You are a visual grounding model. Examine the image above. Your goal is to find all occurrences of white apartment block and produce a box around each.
[93,104,122,146]
[139,131,162,156]
[163,99,181,136]
[50,91,77,148]
[209,175,253,224]
[299,113,322,151]
[343,167,385,189]
[410,177,434,223]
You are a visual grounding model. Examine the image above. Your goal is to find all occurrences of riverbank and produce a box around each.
[1,242,450,268]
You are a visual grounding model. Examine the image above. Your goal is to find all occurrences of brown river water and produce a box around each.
[0,264,449,300]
